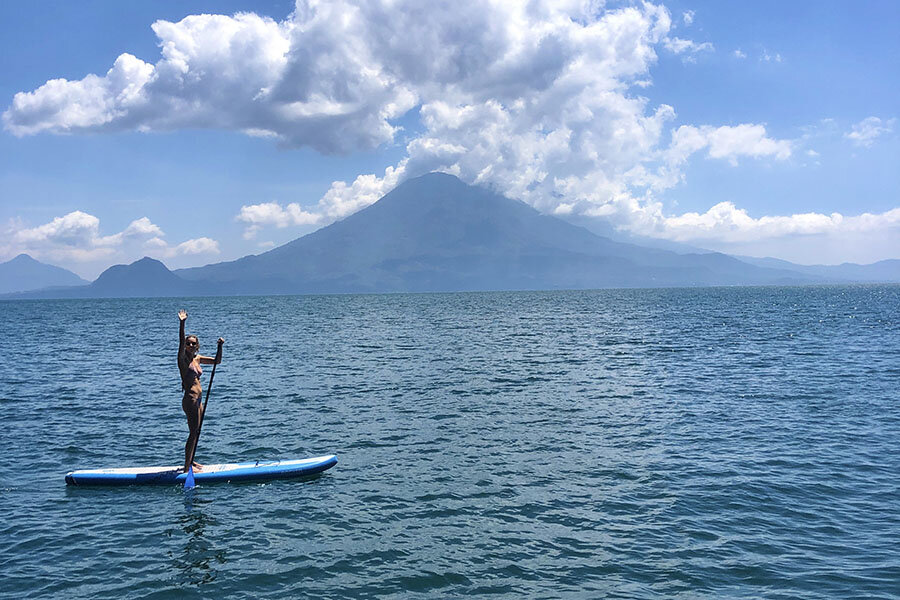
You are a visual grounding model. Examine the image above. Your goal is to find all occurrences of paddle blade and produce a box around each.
[184,465,195,489]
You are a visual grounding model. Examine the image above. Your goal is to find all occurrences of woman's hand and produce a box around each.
[217,337,225,345]
[179,309,188,322]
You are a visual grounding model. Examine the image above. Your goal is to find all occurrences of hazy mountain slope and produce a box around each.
[0,254,88,294]
[560,214,713,255]
[734,256,900,283]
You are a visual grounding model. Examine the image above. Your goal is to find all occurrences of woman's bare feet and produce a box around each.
[192,461,203,472]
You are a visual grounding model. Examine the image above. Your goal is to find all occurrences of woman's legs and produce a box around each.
[183,395,205,472]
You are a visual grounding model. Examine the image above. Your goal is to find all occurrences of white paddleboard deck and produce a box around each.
[65,455,337,485]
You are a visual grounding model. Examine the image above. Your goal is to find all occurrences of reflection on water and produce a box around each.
[169,493,227,586]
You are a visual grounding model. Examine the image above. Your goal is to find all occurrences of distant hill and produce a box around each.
[176,172,818,293]
[0,254,88,294]
[90,257,194,297]
[5,257,194,299]
[734,256,900,283]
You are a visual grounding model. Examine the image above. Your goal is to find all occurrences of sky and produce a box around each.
[1,0,898,279]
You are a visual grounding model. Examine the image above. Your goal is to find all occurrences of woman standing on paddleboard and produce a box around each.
[178,310,224,473]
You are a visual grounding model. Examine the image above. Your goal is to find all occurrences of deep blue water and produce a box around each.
[1,286,898,599]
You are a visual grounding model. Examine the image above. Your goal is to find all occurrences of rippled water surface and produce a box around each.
[2,287,899,598]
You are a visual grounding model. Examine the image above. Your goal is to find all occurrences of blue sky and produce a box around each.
[1,0,897,278]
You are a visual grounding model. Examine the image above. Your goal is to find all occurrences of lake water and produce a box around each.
[1,286,898,598]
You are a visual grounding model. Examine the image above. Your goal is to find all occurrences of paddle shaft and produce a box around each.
[188,340,222,467]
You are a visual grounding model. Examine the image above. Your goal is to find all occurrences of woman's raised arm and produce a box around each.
[178,310,187,356]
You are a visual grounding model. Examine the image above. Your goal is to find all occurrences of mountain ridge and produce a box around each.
[0,253,88,294]
[734,255,900,282]
[5,173,898,300]
[1,257,193,299]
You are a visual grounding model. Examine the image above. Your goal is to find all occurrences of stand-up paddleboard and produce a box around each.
[65,454,337,486]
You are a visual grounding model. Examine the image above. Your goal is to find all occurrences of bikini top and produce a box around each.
[181,356,203,389]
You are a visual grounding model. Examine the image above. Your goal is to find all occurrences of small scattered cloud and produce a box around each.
[666,124,792,168]
[682,11,695,26]
[236,201,321,239]
[761,49,783,63]
[845,116,895,147]
[733,49,746,59]
[172,237,220,256]
[663,37,714,60]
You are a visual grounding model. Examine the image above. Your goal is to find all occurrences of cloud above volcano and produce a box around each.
[8,0,894,255]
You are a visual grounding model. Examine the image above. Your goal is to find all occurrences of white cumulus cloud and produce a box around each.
[3,10,416,153]
[651,204,900,260]
[235,163,404,237]
[172,237,221,256]
[7,0,830,252]
[1,211,219,272]
[237,201,321,239]
[703,124,791,163]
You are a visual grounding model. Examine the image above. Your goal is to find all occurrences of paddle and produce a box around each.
[185,338,224,490]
